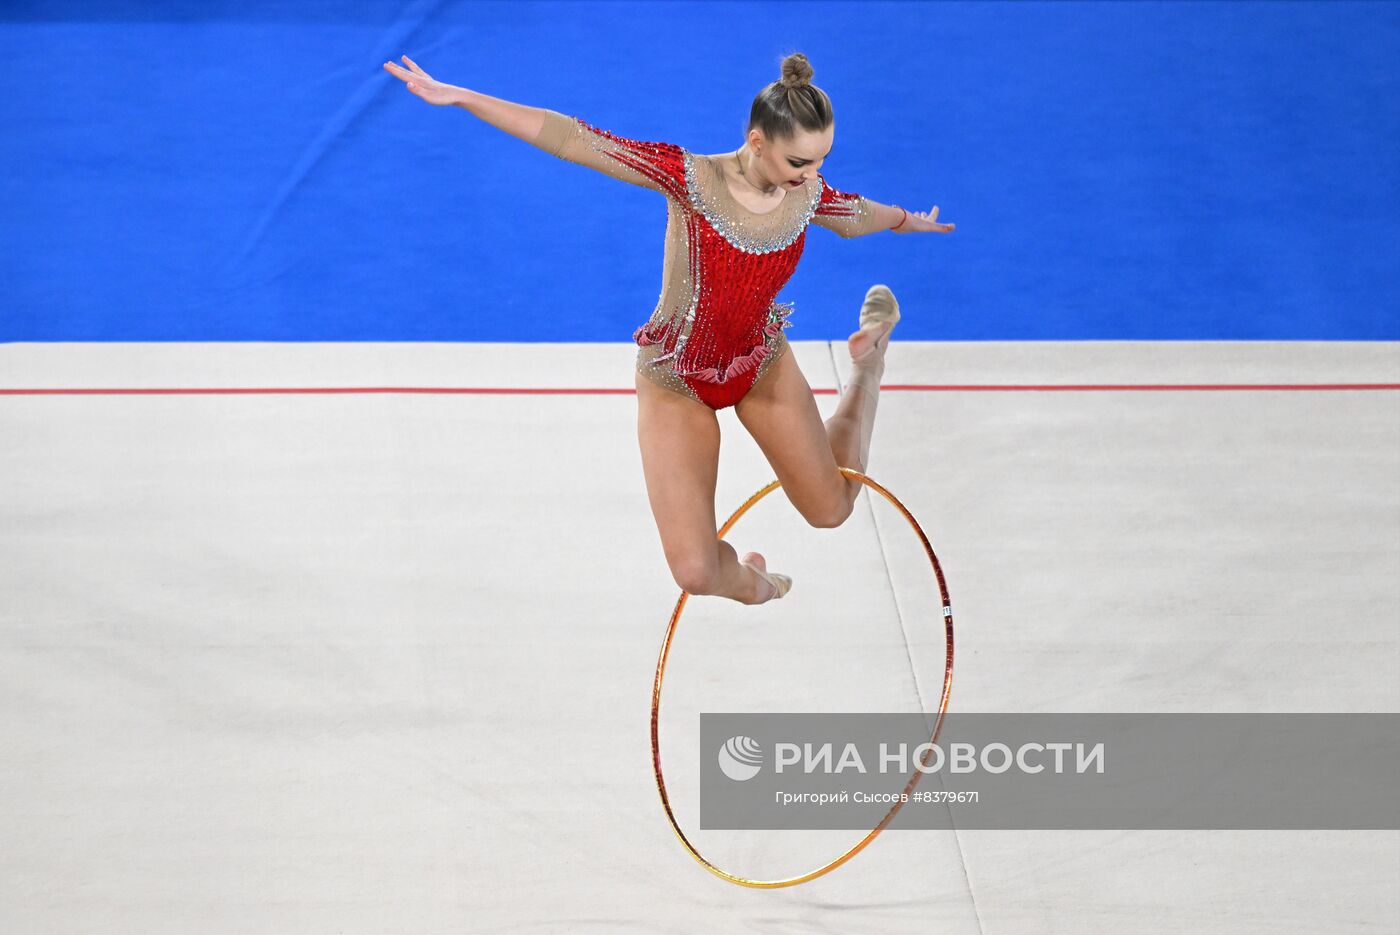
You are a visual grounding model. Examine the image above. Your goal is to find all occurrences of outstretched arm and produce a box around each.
[888,203,955,235]
[383,56,546,140]
[810,173,956,238]
[382,56,686,200]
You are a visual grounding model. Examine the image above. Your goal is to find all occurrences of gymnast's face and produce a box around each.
[749,124,834,190]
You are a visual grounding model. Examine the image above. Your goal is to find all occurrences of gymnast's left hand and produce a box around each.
[894,205,955,234]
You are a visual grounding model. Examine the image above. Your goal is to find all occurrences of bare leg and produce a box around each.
[635,371,783,605]
[736,342,867,531]
[825,318,894,499]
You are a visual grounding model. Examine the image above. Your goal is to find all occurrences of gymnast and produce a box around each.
[383,51,954,605]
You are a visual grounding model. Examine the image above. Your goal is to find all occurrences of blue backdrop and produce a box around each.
[2,0,1397,342]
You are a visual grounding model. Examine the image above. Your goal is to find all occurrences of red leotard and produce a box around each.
[532,110,887,410]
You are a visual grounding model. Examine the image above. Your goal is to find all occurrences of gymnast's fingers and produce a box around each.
[402,55,431,79]
[384,61,418,85]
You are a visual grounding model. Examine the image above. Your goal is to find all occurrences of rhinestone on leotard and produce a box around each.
[533,110,885,411]
[681,152,822,255]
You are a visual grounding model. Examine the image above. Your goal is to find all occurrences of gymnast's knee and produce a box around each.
[802,497,854,530]
[671,555,722,595]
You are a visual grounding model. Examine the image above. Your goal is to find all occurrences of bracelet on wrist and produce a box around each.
[892,205,909,231]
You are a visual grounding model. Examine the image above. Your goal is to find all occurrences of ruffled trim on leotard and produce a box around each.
[633,324,665,346]
[644,301,793,385]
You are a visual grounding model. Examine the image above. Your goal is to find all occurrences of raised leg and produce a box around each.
[735,310,895,525]
[734,349,853,528]
[826,317,895,488]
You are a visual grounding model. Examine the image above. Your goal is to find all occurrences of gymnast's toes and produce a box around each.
[740,551,791,604]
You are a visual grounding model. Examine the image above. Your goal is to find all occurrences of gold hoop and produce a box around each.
[650,467,955,888]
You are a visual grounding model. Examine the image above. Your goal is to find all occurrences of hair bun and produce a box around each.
[779,52,814,89]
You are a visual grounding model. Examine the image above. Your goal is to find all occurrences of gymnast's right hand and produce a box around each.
[382,56,461,106]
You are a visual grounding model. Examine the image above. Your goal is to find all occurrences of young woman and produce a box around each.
[383,51,954,605]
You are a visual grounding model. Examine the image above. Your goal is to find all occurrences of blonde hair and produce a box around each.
[748,51,833,142]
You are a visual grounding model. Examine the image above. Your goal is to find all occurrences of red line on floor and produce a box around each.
[1,384,1399,396]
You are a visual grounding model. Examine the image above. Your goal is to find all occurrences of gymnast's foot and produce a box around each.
[848,284,900,370]
[739,551,793,604]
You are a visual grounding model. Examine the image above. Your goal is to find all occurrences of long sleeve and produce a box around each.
[531,109,689,202]
[809,173,887,238]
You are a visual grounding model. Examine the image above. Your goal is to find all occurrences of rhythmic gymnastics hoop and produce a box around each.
[650,466,955,888]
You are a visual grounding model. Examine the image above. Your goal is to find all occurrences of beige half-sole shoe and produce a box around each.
[859,283,901,331]
[740,560,793,603]
[851,283,901,364]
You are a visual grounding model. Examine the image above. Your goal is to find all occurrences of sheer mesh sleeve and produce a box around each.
[532,109,688,202]
[809,173,885,238]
